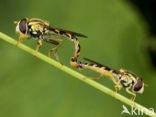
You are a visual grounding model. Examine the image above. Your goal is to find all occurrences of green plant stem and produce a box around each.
[0,32,155,117]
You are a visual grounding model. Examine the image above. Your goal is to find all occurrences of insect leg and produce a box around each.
[114,81,122,93]
[126,87,136,101]
[48,40,63,62]
[34,39,43,56]
[16,34,27,45]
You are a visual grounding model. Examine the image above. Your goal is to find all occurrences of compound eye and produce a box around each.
[19,18,28,34]
[133,79,143,92]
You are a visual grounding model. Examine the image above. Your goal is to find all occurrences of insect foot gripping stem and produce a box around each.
[48,44,62,63]
[114,83,122,93]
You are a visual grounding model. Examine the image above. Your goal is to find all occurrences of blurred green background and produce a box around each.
[0,0,156,117]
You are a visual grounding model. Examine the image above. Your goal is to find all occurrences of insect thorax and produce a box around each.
[27,20,50,39]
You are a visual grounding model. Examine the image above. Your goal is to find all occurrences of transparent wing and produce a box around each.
[43,33,63,45]
[84,58,120,74]
[48,26,88,38]
[56,28,88,38]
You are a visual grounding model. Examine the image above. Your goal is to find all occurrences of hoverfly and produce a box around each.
[72,58,144,101]
[15,18,87,63]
